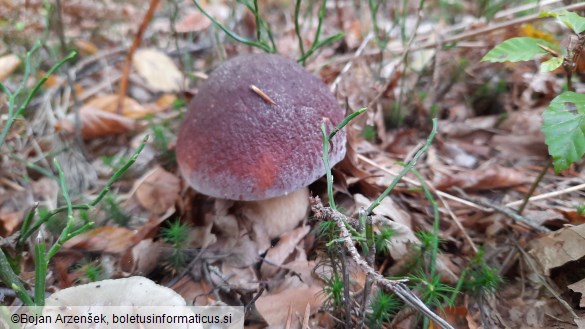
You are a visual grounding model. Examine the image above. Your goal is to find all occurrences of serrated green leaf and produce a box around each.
[540,57,563,72]
[481,37,558,63]
[542,91,585,172]
[543,10,585,34]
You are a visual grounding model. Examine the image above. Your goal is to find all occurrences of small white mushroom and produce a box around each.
[42,276,201,329]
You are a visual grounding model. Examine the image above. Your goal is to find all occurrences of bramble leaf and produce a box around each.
[542,91,585,172]
[481,37,558,63]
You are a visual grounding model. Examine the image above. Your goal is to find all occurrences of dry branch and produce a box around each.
[310,197,455,329]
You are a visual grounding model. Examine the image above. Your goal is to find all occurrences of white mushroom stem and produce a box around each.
[238,187,310,239]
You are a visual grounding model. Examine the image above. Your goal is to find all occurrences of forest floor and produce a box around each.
[2,0,585,328]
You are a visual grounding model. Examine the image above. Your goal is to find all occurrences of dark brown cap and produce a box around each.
[176,53,346,200]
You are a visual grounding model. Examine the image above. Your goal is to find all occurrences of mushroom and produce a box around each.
[42,276,202,329]
[176,54,346,238]
[45,276,187,306]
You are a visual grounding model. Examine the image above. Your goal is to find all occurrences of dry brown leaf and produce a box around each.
[175,10,211,33]
[261,225,310,279]
[438,142,478,168]
[0,211,21,237]
[134,167,180,215]
[359,193,411,227]
[119,239,162,275]
[171,277,211,306]
[434,166,530,191]
[188,221,216,249]
[255,285,325,327]
[83,94,150,119]
[133,48,184,92]
[440,307,471,329]
[492,134,548,159]
[354,194,418,260]
[147,94,177,113]
[56,94,175,139]
[74,39,99,55]
[0,54,21,81]
[68,107,135,139]
[439,116,500,137]
[559,209,585,225]
[529,224,585,275]
[283,259,317,286]
[64,226,135,254]
[568,279,585,308]
[221,264,259,291]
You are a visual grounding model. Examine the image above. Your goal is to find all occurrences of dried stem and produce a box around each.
[311,198,455,329]
[117,0,160,113]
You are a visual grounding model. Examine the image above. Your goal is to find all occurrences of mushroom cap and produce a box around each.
[42,277,201,329]
[176,53,346,201]
[45,276,186,306]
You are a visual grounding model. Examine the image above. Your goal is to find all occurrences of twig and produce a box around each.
[517,161,552,215]
[328,1,585,66]
[454,189,550,233]
[330,32,374,94]
[435,190,478,253]
[494,0,561,19]
[356,154,491,212]
[341,251,352,329]
[244,284,265,314]
[311,198,455,329]
[116,0,160,113]
[506,182,585,208]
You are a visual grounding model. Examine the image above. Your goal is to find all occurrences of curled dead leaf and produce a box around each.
[64,226,136,254]
[134,167,180,215]
[133,48,184,92]
[261,226,310,279]
[255,285,325,327]
[529,224,585,275]
[83,94,150,119]
[55,107,136,140]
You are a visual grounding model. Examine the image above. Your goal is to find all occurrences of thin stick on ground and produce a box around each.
[116,0,160,113]
[506,182,585,208]
[454,189,550,233]
[330,32,374,94]
[517,161,552,215]
[356,154,491,212]
[311,197,455,329]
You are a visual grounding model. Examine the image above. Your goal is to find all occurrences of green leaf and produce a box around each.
[542,10,585,34]
[540,57,563,72]
[481,37,558,63]
[542,91,585,172]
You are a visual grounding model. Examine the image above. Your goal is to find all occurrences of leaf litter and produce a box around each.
[3,0,585,328]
